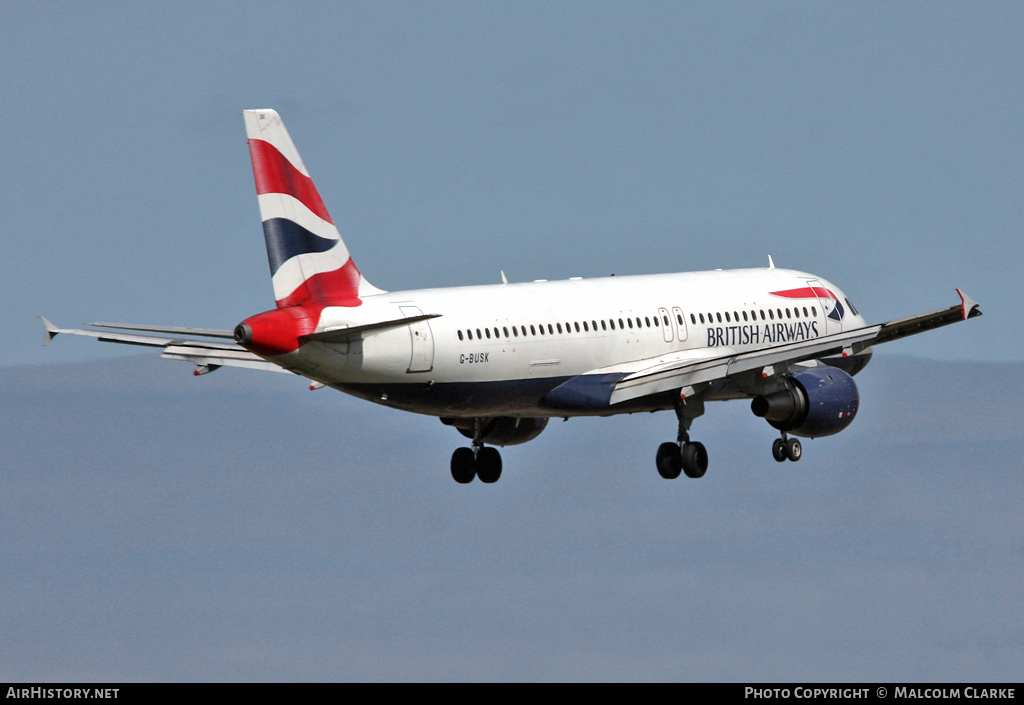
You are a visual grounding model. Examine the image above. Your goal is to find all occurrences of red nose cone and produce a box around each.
[235,307,318,356]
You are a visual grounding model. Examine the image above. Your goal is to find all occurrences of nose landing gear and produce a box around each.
[450,419,503,484]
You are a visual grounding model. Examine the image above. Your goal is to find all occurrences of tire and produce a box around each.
[656,442,682,479]
[682,442,708,479]
[476,447,503,483]
[772,438,787,462]
[785,438,802,462]
[451,447,476,484]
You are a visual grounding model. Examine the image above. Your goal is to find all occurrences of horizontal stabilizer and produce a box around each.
[88,322,235,339]
[40,318,291,375]
[301,313,442,344]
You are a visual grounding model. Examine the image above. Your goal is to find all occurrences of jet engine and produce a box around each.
[751,366,859,438]
[441,416,549,446]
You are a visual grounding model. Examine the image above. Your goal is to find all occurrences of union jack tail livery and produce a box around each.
[243,109,383,308]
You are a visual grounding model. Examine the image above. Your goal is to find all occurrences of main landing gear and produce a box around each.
[656,395,708,479]
[451,419,503,484]
[771,433,802,463]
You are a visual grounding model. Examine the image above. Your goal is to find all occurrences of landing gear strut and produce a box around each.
[656,395,708,479]
[771,433,802,462]
[450,418,503,484]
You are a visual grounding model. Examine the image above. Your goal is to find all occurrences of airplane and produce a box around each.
[41,109,983,484]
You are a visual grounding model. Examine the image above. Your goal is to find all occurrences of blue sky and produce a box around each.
[2,4,1023,681]
[2,2,1020,366]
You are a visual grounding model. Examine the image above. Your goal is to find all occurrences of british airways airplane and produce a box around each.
[42,110,982,484]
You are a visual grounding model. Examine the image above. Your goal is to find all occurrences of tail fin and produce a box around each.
[243,109,383,308]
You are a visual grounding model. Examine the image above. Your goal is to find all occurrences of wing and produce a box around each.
[40,318,290,375]
[544,289,982,410]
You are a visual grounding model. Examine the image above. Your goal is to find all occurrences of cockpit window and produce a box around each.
[845,297,859,316]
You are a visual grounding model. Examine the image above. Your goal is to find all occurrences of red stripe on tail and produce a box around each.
[248,139,334,225]
[275,258,364,308]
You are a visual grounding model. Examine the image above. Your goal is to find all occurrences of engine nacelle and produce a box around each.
[441,416,549,447]
[751,366,859,438]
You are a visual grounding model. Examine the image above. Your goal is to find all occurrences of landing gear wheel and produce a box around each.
[451,447,476,484]
[656,442,682,479]
[476,447,503,484]
[681,442,708,479]
[772,438,787,463]
[784,438,802,462]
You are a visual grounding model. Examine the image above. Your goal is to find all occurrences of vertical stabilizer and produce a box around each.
[243,109,383,308]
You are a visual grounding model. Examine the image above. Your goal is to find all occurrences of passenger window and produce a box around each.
[803,307,809,317]
[794,308,800,318]
[618,318,624,329]
[768,310,774,320]
[742,311,748,321]
[811,307,817,316]
[716,313,722,323]
[627,318,633,329]
[494,327,500,338]
[512,326,518,337]
[503,326,509,337]
[458,330,464,341]
[785,308,791,318]
[574,322,581,332]
[690,314,696,324]
[777,309,782,319]
[530,325,536,335]
[601,320,607,331]
[725,312,731,322]
[545,324,552,334]
[734,311,739,321]
[476,328,482,338]
[583,321,589,332]
[592,320,597,331]
[485,328,491,339]
[609,320,615,330]
[556,323,563,334]
[645,317,651,327]
[699,313,705,324]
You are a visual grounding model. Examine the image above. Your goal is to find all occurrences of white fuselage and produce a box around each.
[272,267,867,417]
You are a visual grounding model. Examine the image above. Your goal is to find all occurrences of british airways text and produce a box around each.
[708,321,819,348]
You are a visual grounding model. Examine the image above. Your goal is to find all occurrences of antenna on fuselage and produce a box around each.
[501,271,509,284]
[767,255,776,269]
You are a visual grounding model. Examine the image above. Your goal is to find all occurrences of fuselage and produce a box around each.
[248,267,869,417]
